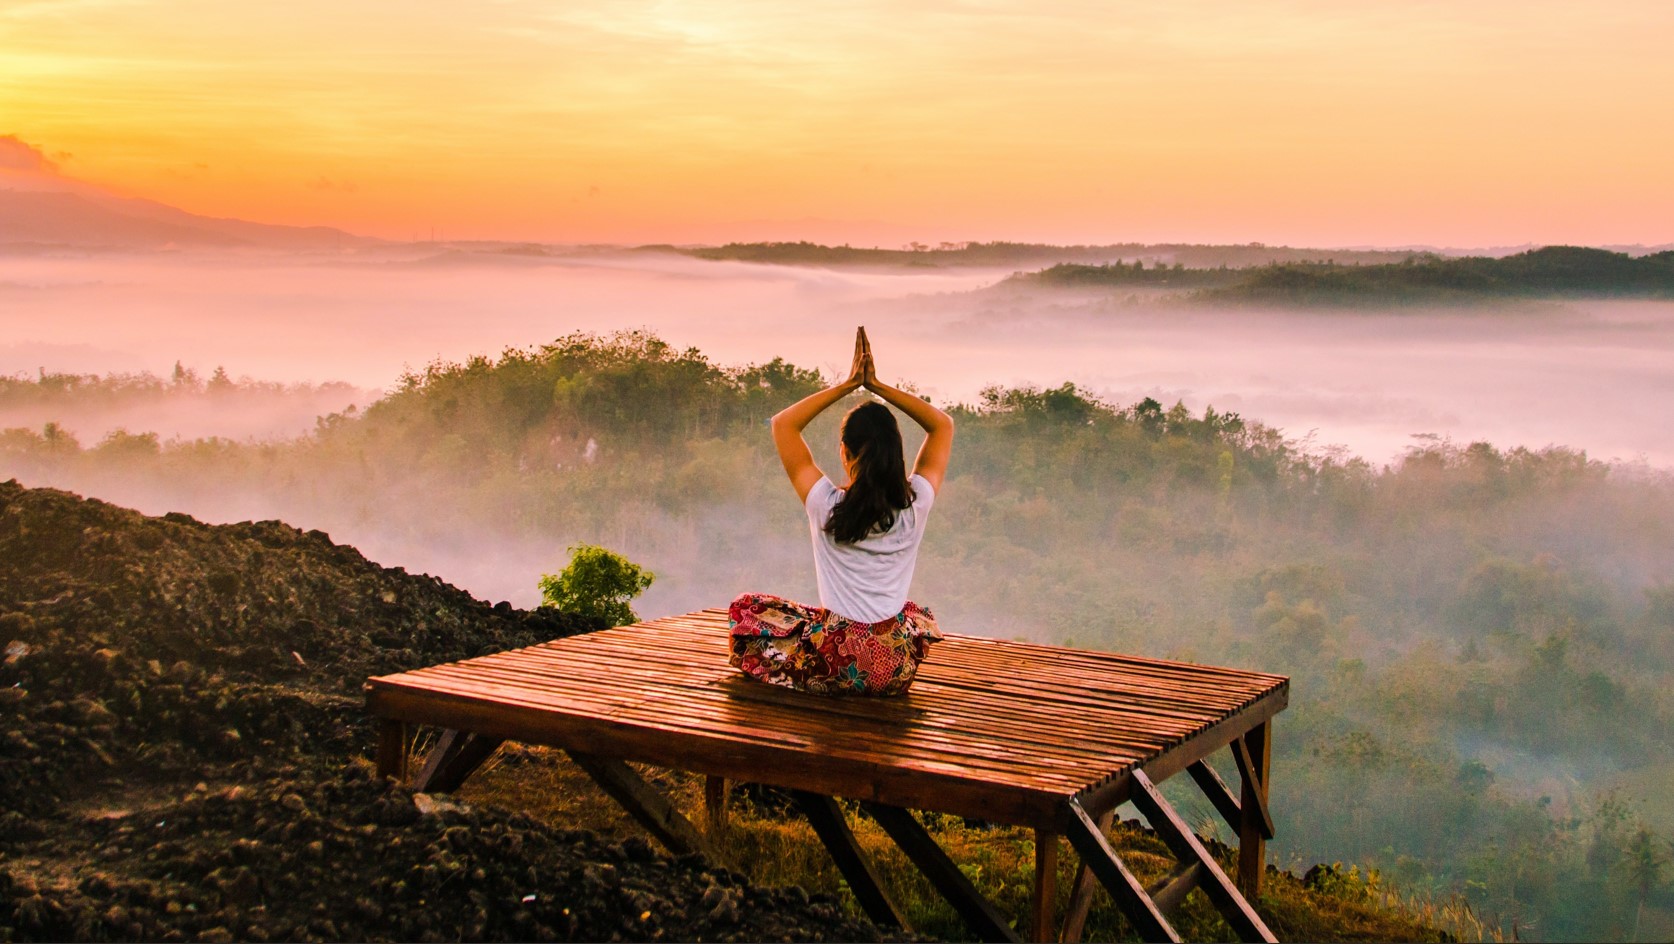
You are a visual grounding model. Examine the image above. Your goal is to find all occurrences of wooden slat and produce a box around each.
[366,610,1291,835]
[1072,685,1289,824]
[863,803,1022,943]
[369,683,1064,828]
[413,658,1150,773]
[603,637,1249,727]
[602,628,1272,703]
[500,640,1237,735]
[384,610,1284,697]
[379,642,1258,790]
[791,791,909,930]
[1129,770,1276,944]
[381,669,1105,791]
[452,619,1279,708]
[384,672,1145,791]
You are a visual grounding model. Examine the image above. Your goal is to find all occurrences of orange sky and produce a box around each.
[3,0,1671,247]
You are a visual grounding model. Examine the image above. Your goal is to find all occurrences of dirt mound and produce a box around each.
[0,479,590,816]
[1,767,888,943]
[0,481,897,942]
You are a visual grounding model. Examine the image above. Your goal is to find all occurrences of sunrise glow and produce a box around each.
[3,0,1672,246]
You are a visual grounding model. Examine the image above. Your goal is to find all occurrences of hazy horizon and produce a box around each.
[4,247,1672,470]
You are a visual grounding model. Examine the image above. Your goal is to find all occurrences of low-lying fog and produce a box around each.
[3,247,1672,466]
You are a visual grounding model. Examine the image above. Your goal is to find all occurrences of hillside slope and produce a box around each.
[0,481,895,942]
[0,189,373,252]
[0,481,1456,942]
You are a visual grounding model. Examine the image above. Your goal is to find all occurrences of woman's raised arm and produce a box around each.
[861,331,954,494]
[770,329,866,503]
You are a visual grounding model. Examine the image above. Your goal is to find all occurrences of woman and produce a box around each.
[729,327,954,695]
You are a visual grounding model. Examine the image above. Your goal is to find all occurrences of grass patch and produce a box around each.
[456,745,1492,942]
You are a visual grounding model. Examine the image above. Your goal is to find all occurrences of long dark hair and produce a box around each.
[826,401,913,544]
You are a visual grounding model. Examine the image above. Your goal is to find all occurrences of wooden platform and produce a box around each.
[367,609,1289,943]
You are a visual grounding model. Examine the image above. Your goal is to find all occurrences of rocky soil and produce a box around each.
[0,480,898,942]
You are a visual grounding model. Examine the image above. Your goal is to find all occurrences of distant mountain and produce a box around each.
[1199,246,1674,306]
[668,240,1424,270]
[0,188,376,252]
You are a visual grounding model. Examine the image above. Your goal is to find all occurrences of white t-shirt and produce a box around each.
[804,474,936,624]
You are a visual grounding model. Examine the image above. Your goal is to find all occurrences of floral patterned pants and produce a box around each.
[727,592,942,696]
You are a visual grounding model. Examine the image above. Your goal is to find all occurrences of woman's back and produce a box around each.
[805,473,936,624]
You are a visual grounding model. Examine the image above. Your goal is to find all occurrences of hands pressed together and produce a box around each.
[770,324,953,500]
[844,326,879,392]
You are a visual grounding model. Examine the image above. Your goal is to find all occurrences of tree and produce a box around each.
[170,361,201,391]
[538,545,654,626]
[1622,827,1669,943]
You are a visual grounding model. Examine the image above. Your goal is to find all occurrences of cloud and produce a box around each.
[0,135,59,175]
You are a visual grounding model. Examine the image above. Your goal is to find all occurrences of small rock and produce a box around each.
[412,793,466,817]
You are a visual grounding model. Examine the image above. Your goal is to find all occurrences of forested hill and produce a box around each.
[1017,246,1674,305]
[656,239,1420,269]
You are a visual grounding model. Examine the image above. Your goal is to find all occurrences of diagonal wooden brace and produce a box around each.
[1229,738,1275,841]
[1064,797,1181,944]
[791,792,910,930]
[567,751,716,860]
[1146,861,1206,915]
[862,802,1022,943]
[1187,757,1273,841]
[1129,771,1276,943]
[1058,807,1113,943]
[412,729,504,794]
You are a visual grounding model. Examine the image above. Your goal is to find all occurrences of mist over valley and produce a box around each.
[5,239,1674,941]
[5,245,1672,467]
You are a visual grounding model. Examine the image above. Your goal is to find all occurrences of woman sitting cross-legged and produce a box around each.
[729,327,954,695]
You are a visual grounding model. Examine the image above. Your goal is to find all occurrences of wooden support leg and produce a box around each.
[1129,770,1276,943]
[704,775,730,834]
[1235,722,1273,897]
[790,791,909,930]
[1063,798,1179,944]
[567,751,716,860]
[375,719,408,782]
[862,802,1022,944]
[411,729,504,794]
[1030,831,1059,943]
[1059,808,1113,944]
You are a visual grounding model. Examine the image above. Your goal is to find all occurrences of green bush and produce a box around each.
[538,545,654,626]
